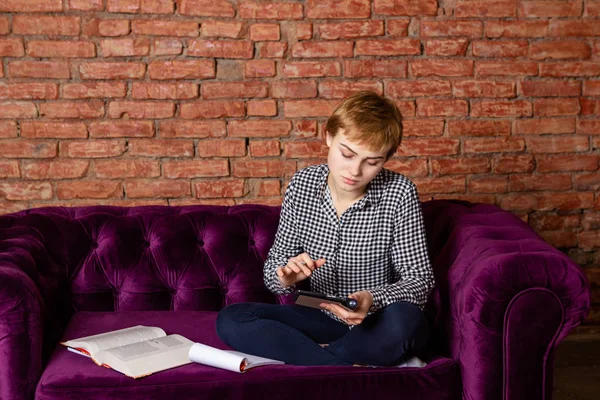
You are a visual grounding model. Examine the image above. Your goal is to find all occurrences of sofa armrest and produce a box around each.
[435,204,590,400]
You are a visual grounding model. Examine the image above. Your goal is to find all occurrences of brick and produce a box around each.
[27,41,95,58]
[0,17,8,34]
[577,120,600,135]
[292,41,354,58]
[95,160,160,179]
[518,1,582,17]
[485,20,548,38]
[257,42,288,58]
[539,193,595,211]
[425,39,469,56]
[515,117,575,134]
[40,101,104,119]
[148,60,215,80]
[453,80,515,98]
[0,0,62,12]
[9,61,70,79]
[284,100,339,118]
[250,140,281,157]
[306,0,370,18]
[403,120,444,137]
[319,81,382,99]
[525,137,589,153]
[413,177,465,194]
[228,120,291,138]
[202,81,268,99]
[163,160,229,178]
[594,137,600,150]
[80,62,146,79]
[240,1,303,19]
[530,212,581,231]
[582,212,600,230]
[455,0,516,17]
[128,139,194,157]
[89,121,154,138]
[197,139,246,157]
[537,155,599,173]
[471,100,532,117]
[417,99,468,117]
[584,81,600,96]
[201,20,244,38]
[355,39,420,56]
[387,20,410,36]
[233,160,296,177]
[386,80,451,98]
[21,122,87,139]
[0,121,17,138]
[195,179,245,198]
[542,62,600,77]
[153,38,183,55]
[510,174,572,191]
[472,40,528,58]
[494,155,535,173]
[69,0,103,11]
[578,231,600,250]
[396,138,460,156]
[100,38,150,57]
[57,180,121,200]
[373,0,438,16]
[580,98,600,115]
[464,138,525,153]
[317,21,384,39]
[0,182,53,201]
[410,60,474,77]
[236,197,283,206]
[0,39,23,57]
[107,101,174,119]
[216,60,243,80]
[345,60,407,78]
[22,160,89,180]
[133,20,198,37]
[107,0,174,13]
[60,140,125,158]
[431,157,491,175]
[177,0,235,17]
[132,82,198,99]
[283,62,341,78]
[385,159,428,177]
[0,83,58,100]
[160,120,226,138]
[0,161,20,179]
[245,60,276,78]
[468,176,508,193]
[534,98,580,116]
[0,101,37,119]
[125,180,190,198]
[284,141,329,158]
[294,23,313,40]
[171,198,235,206]
[520,81,581,97]
[530,40,591,60]
[250,24,280,41]
[549,21,600,36]
[63,82,127,99]
[248,100,277,116]
[574,173,600,191]
[255,180,281,197]
[2,140,56,158]
[83,19,130,37]
[188,40,253,58]
[476,61,538,77]
[421,21,482,37]
[586,0,600,16]
[293,120,318,138]
[180,101,245,119]
[13,15,78,36]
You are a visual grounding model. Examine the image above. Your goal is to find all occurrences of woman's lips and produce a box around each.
[342,177,358,185]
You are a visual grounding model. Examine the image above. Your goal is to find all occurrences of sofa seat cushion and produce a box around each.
[36,311,461,400]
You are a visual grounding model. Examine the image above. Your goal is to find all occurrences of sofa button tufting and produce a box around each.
[248,238,255,246]
[90,242,98,249]
[142,240,150,247]
[197,239,204,246]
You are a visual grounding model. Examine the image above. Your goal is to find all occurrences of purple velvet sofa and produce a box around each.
[0,200,590,400]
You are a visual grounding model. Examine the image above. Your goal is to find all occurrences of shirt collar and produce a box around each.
[314,164,385,206]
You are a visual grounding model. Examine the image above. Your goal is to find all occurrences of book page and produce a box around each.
[188,342,246,373]
[227,351,284,371]
[62,325,165,356]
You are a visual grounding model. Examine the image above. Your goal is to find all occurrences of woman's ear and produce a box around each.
[325,131,333,147]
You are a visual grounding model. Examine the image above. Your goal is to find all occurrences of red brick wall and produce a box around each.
[0,1,599,329]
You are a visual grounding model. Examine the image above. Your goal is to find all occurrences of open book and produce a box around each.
[62,325,284,378]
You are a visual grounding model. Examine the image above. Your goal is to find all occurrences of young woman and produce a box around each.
[216,91,434,366]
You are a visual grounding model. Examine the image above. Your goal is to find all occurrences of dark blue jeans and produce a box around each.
[215,301,429,366]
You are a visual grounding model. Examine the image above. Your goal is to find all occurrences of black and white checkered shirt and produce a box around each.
[264,164,435,321]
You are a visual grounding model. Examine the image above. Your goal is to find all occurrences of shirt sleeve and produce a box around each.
[367,182,435,311]
[263,176,304,295]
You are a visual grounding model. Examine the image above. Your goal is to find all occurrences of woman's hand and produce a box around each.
[276,253,326,288]
[320,290,374,326]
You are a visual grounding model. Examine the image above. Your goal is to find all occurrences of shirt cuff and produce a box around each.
[367,288,387,312]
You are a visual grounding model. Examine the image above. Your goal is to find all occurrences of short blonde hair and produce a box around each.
[325,91,403,159]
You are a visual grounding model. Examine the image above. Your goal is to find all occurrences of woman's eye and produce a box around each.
[367,161,379,166]
[341,152,353,158]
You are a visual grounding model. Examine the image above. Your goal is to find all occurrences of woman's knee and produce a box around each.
[383,302,429,341]
[216,303,253,342]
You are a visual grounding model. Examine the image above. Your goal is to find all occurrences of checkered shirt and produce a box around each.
[263,164,435,322]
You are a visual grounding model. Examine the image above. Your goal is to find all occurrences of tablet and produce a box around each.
[294,290,358,311]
